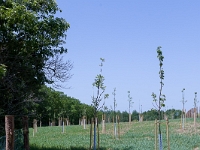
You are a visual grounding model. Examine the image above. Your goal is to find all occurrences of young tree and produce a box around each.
[112,88,117,118]
[127,91,133,124]
[91,58,109,149]
[181,88,187,130]
[152,46,166,150]
[194,92,198,128]
[112,88,117,138]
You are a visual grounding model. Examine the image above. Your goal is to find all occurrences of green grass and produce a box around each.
[30,118,200,150]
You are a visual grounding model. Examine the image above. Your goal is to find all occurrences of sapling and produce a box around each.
[91,58,109,150]
[152,46,166,150]
[128,91,133,124]
[194,92,198,128]
[181,88,187,130]
[112,88,117,138]
[139,104,143,122]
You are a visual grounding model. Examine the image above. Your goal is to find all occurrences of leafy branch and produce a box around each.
[92,58,109,117]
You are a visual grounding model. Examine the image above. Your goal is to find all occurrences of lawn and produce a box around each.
[29,118,200,150]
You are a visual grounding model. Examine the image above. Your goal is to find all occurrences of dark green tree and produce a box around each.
[0,0,72,117]
[143,109,159,121]
[131,110,139,121]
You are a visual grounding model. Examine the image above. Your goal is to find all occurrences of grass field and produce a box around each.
[29,118,200,150]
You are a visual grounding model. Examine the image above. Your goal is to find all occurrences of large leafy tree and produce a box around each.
[0,0,72,116]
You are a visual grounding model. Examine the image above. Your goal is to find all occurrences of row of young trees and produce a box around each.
[29,85,183,126]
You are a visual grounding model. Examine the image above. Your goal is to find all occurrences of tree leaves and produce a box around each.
[92,58,109,116]
[0,0,72,116]
[152,46,166,120]
[0,64,6,78]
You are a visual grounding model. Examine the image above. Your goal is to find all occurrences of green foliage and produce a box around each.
[143,109,159,120]
[152,46,166,117]
[0,0,72,116]
[34,86,94,125]
[0,64,6,78]
[165,109,182,119]
[92,58,109,117]
[127,91,133,114]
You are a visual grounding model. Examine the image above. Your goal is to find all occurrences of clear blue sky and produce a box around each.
[55,0,200,112]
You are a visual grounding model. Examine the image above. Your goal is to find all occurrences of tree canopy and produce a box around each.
[0,0,72,115]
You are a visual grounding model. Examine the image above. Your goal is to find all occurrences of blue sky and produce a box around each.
[55,0,200,112]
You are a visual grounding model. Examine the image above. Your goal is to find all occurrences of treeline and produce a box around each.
[31,86,182,126]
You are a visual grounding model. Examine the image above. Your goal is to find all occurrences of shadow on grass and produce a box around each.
[30,145,109,150]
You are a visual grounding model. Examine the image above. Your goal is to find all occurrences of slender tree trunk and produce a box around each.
[83,116,86,129]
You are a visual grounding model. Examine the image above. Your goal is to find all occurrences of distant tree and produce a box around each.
[180,88,187,130]
[165,109,181,119]
[143,109,159,121]
[127,91,133,124]
[121,111,129,122]
[112,88,117,121]
[174,110,182,119]
[194,92,198,129]
[131,110,139,121]
[33,85,95,126]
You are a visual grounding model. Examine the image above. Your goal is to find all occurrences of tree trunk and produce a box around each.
[23,116,29,150]
[5,115,14,150]
[83,116,86,129]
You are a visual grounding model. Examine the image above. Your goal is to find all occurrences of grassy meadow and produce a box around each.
[29,118,200,150]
